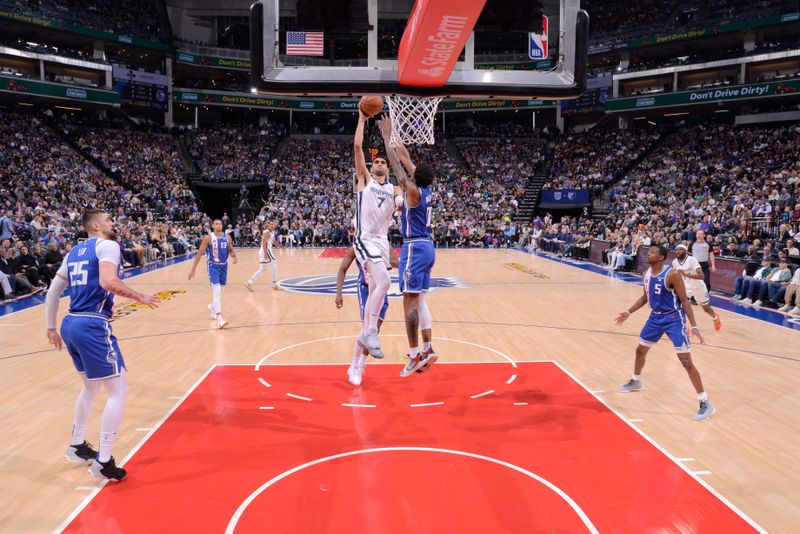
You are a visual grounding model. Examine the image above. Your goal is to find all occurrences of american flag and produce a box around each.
[286,31,324,56]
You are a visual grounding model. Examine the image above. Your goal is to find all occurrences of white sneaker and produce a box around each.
[790,307,800,316]
[243,280,254,292]
[779,304,792,312]
[272,282,279,290]
[740,298,753,305]
[217,317,228,329]
[347,364,363,386]
[752,300,763,307]
[208,304,216,319]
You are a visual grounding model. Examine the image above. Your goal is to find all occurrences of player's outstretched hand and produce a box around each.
[188,268,196,280]
[358,108,369,122]
[379,114,391,138]
[47,329,63,350]
[614,311,630,326]
[335,294,343,309]
[690,326,705,345]
[137,293,160,309]
[232,256,238,265]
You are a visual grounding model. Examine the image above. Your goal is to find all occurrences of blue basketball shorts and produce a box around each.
[399,239,435,293]
[639,311,691,353]
[357,281,389,322]
[208,262,228,286]
[61,314,126,380]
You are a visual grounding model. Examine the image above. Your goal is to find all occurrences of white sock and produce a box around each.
[71,378,100,445]
[422,342,432,352]
[71,424,87,446]
[249,264,265,283]
[409,347,419,358]
[351,339,362,367]
[697,392,708,401]
[364,262,390,331]
[211,283,222,315]
[632,374,641,381]
[271,262,278,283]
[357,354,368,370]
[98,373,129,463]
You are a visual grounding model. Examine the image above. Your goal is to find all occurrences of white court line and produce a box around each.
[285,393,313,402]
[627,419,644,423]
[410,402,445,408]
[590,390,606,394]
[255,335,520,370]
[677,458,695,462]
[224,447,599,534]
[135,427,151,432]
[693,471,713,475]
[75,486,100,491]
[506,374,517,384]
[470,390,494,399]
[55,363,218,534]
[513,402,529,406]
[259,406,275,410]
[341,403,376,408]
[258,378,271,388]
[550,361,767,533]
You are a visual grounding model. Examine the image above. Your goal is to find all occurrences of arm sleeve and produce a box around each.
[96,240,121,265]
[56,261,69,278]
[45,275,68,330]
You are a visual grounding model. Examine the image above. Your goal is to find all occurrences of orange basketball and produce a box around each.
[359,95,384,117]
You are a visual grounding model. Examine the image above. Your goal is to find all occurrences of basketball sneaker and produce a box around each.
[400,354,426,377]
[217,317,228,329]
[416,347,438,374]
[357,328,384,359]
[65,441,98,462]
[778,304,792,312]
[243,280,254,292]
[272,282,279,290]
[89,457,127,481]
[347,364,363,386]
[713,315,722,331]
[692,400,716,421]
[790,307,800,316]
[208,304,216,319]
[617,378,643,393]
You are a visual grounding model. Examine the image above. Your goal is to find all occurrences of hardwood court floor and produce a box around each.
[0,248,798,533]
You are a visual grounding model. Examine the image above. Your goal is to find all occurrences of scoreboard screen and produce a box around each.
[113,67,169,110]
[561,77,612,115]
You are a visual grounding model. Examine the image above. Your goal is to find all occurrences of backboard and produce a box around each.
[250,0,588,99]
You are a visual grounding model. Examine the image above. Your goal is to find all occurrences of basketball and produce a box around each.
[359,95,384,117]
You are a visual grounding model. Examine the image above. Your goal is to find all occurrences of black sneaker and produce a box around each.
[65,441,98,462]
[416,347,438,374]
[89,457,127,481]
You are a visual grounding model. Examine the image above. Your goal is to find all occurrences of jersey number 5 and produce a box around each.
[69,261,89,286]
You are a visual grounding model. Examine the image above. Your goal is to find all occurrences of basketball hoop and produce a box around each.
[385,95,442,146]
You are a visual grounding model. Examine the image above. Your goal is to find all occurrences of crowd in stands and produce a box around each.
[72,128,198,220]
[545,127,661,193]
[0,111,205,302]
[1,0,162,41]
[186,122,287,182]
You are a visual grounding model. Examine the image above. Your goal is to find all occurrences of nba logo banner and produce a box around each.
[529,16,549,59]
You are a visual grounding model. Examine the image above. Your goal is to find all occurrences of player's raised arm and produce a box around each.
[668,270,704,344]
[353,110,371,192]
[380,115,421,206]
[335,248,357,309]
[188,235,211,280]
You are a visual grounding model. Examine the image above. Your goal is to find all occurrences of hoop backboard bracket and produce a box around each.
[251,0,588,99]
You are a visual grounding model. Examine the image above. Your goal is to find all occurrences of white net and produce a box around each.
[385,95,443,146]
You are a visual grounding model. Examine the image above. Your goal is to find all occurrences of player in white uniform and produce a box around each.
[352,107,396,358]
[244,220,281,291]
[672,244,722,331]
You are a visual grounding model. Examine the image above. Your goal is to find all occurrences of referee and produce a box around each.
[692,229,716,291]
